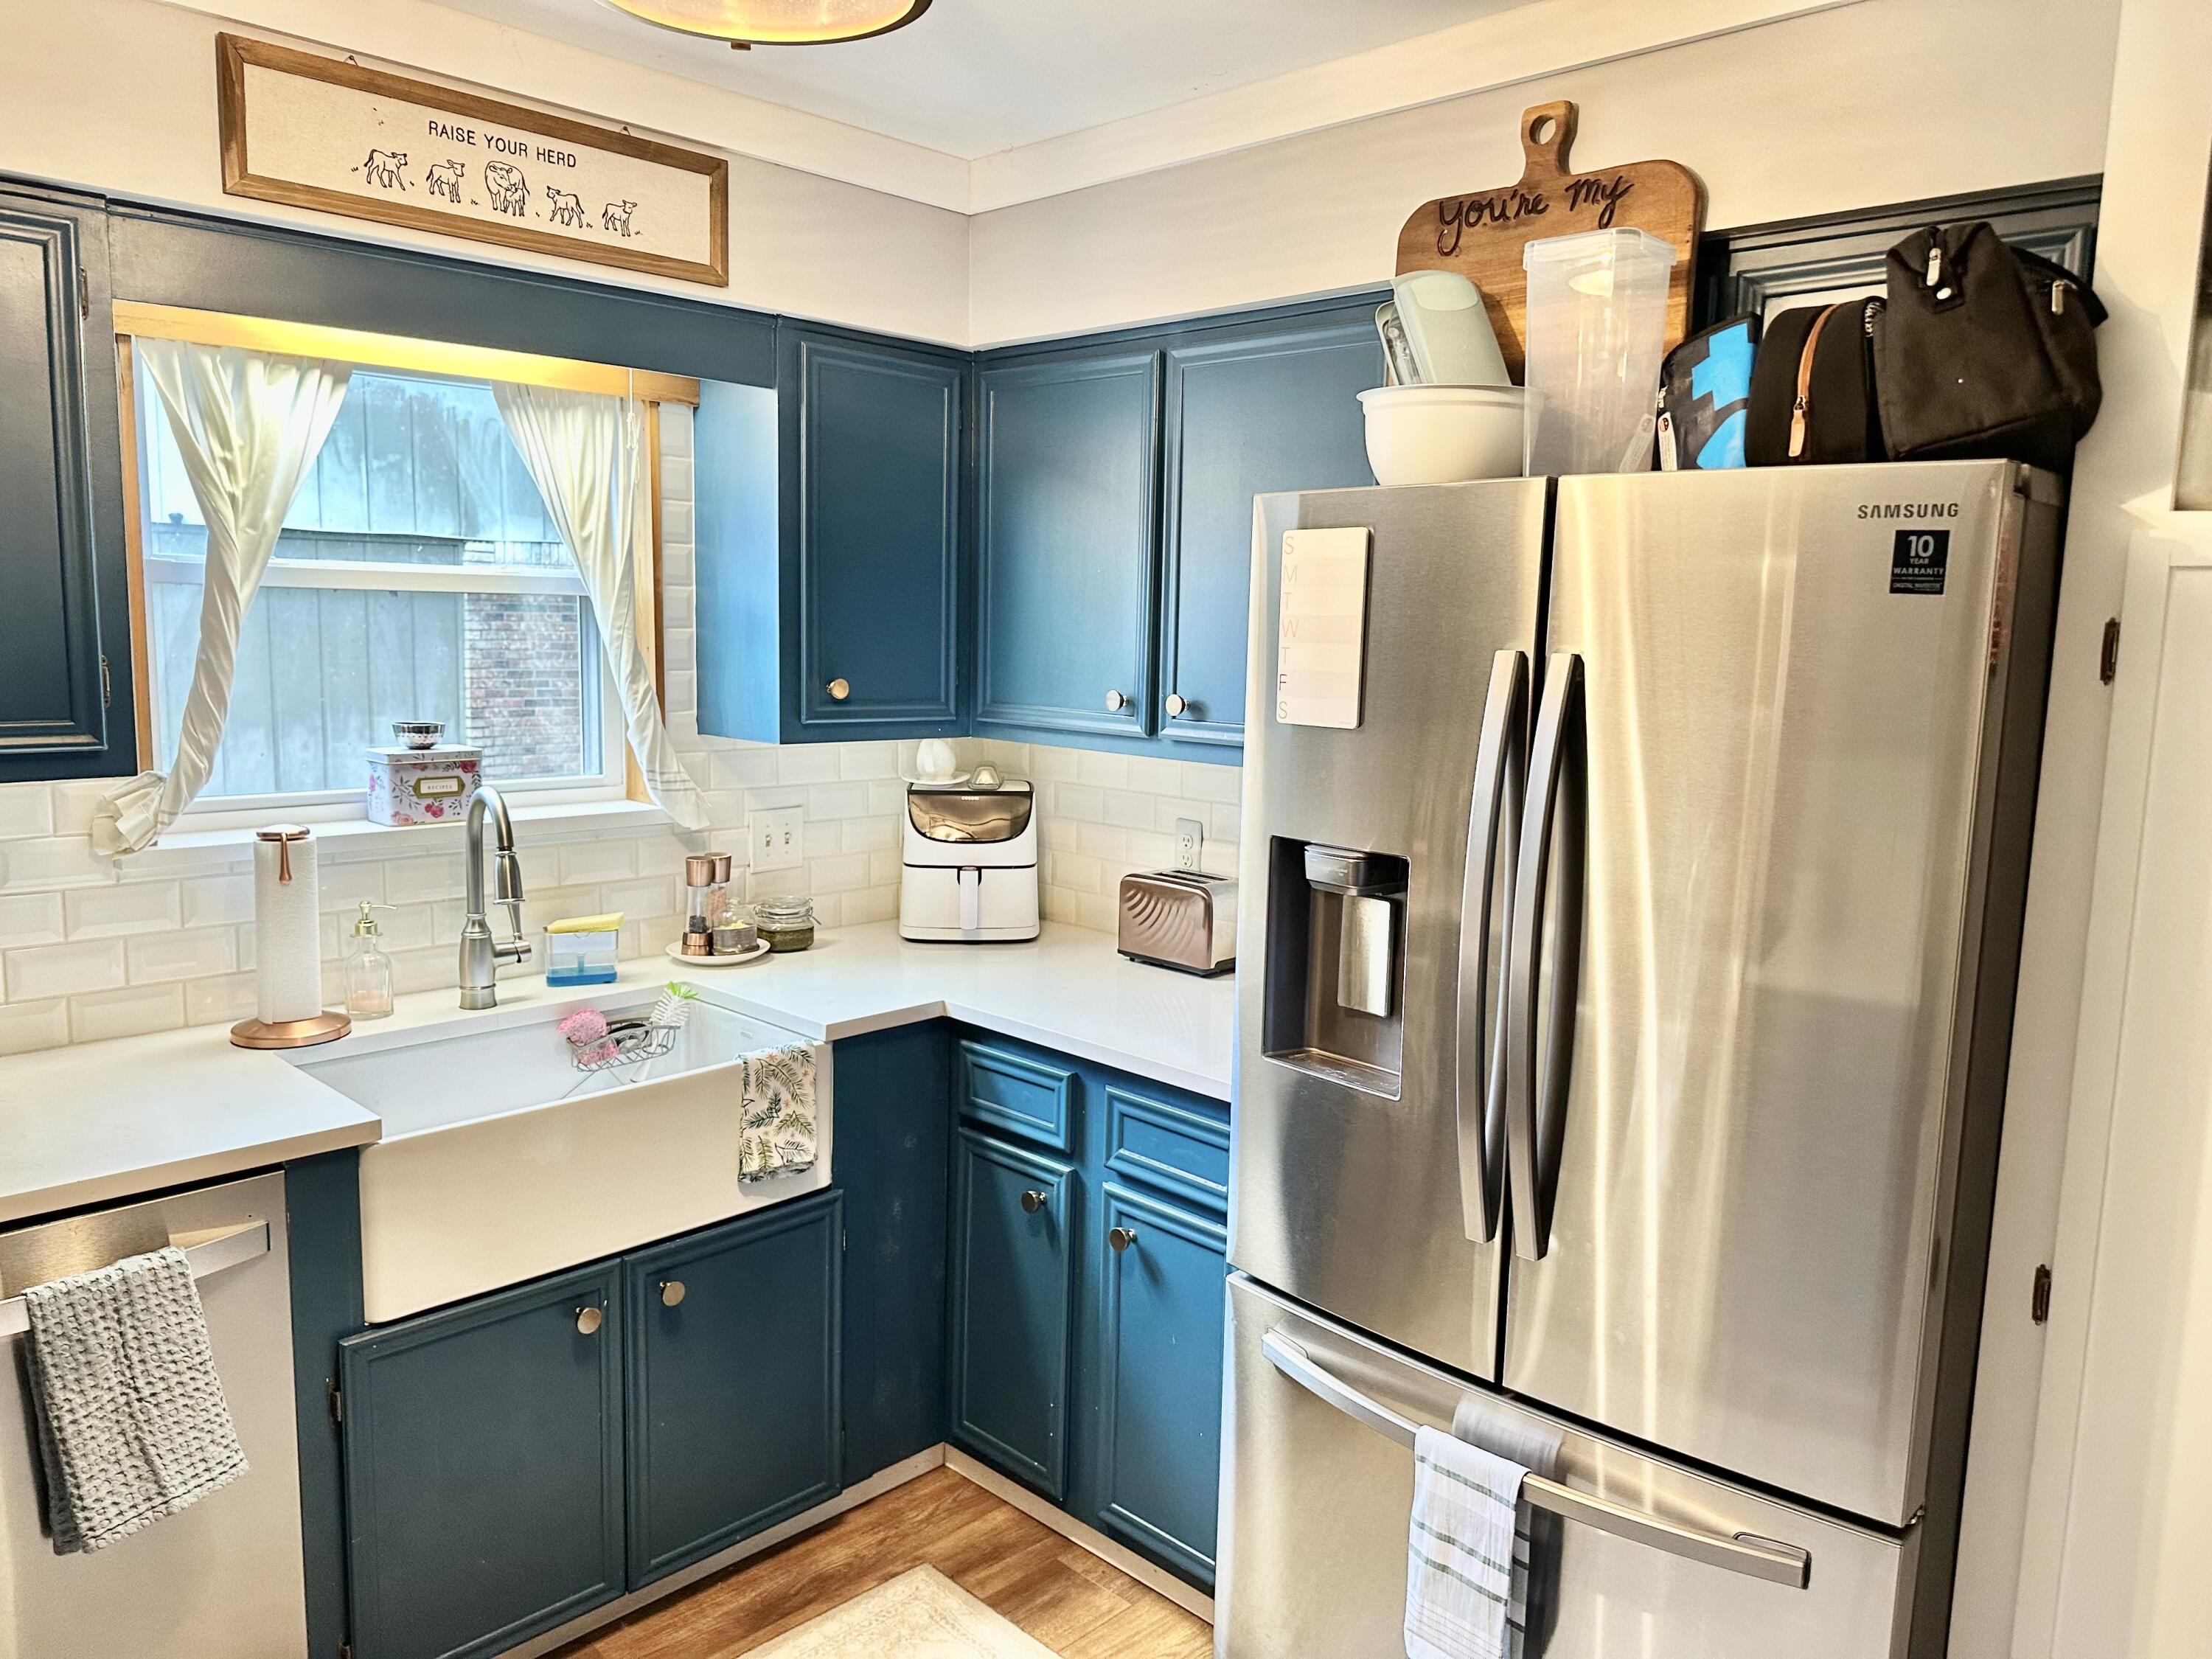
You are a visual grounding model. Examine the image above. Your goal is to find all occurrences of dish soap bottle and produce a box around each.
[344,900,397,1020]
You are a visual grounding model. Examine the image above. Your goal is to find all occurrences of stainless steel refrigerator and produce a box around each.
[1218,461,2061,1658]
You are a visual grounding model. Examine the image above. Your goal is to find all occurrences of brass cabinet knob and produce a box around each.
[1107,1226,1139,1253]
[1104,689,1127,713]
[1020,1189,1048,1214]
[660,1279,686,1307]
[827,678,851,702]
[575,1305,604,1336]
[1164,693,1189,718]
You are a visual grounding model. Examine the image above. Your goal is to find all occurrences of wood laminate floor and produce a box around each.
[557,1467,1214,1658]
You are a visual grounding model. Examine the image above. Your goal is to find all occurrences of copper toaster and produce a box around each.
[1116,871,1237,976]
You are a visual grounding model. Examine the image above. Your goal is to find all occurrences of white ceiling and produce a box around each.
[428,0,1522,159]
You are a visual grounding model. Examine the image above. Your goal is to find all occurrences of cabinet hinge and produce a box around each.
[2100,617,2121,684]
[77,268,88,320]
[99,654,111,708]
[327,1380,343,1426]
[2031,1264,2053,1325]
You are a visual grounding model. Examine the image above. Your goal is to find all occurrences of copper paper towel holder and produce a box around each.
[230,824,352,1049]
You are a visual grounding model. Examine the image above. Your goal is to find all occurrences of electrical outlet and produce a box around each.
[1175,817,1204,872]
[751,807,804,873]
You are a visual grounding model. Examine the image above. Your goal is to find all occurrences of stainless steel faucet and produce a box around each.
[459,785,531,1009]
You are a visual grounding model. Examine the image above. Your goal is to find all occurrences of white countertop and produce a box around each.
[0,921,1234,1228]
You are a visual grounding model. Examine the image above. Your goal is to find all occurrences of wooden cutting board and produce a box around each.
[1395,100,1705,382]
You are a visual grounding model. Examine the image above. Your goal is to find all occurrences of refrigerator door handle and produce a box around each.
[1506,653,1587,1262]
[1259,1329,1812,1590]
[1454,649,1528,1244]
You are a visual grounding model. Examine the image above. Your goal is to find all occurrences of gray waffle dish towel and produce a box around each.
[21,1244,248,1553]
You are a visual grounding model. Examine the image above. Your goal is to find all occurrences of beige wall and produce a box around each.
[0,0,973,344]
[967,0,2121,344]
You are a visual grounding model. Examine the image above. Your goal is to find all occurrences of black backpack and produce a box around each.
[1745,298,1886,466]
[1874,220,2105,472]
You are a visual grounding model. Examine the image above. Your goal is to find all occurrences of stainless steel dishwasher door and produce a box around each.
[0,1171,308,1658]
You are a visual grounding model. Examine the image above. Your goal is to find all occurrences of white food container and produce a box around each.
[1521,227,1677,476]
[366,743,482,826]
[1358,385,1528,485]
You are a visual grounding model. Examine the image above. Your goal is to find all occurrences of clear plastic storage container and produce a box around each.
[1521,228,1678,476]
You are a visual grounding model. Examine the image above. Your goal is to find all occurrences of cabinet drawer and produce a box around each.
[1104,1086,1230,1212]
[958,1038,1077,1152]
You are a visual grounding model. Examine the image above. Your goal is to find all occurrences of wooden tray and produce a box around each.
[1395,101,1705,382]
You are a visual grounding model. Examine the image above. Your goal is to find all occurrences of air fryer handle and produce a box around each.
[1455,649,1527,1245]
[958,866,983,932]
[1506,654,1587,1262]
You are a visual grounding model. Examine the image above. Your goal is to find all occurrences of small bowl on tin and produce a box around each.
[392,720,445,751]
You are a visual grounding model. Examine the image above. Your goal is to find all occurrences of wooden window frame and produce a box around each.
[114,303,692,818]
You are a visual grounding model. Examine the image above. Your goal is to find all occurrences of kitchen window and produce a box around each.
[113,305,699,835]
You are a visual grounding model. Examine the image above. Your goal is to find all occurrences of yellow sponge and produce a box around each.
[546,912,625,934]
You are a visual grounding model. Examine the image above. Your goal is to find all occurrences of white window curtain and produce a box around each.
[92,340,352,857]
[493,383,708,830]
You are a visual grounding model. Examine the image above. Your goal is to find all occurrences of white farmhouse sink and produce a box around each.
[299,992,832,1322]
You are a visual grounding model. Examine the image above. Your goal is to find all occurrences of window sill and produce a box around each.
[119,798,674,874]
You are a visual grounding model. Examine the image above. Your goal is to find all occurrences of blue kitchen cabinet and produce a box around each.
[698,324,967,745]
[948,1126,1080,1498]
[1093,1183,1229,1585]
[622,1192,842,1586]
[338,1263,626,1659]
[1157,307,1381,748]
[973,348,1163,742]
[0,185,134,782]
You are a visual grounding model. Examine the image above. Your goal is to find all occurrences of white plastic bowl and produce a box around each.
[1358,384,1528,485]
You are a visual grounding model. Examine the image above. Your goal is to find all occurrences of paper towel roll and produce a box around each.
[254,827,324,1025]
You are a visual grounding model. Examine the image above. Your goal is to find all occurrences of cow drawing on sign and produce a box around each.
[355,149,410,191]
[601,200,638,238]
[424,160,466,202]
[545,187,588,228]
[482,161,529,218]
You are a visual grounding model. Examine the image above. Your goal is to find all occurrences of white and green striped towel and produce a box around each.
[1405,1424,1525,1659]
[737,1041,819,1182]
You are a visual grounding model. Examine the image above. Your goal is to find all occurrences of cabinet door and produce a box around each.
[623,1191,843,1587]
[1159,310,1380,748]
[339,1264,624,1659]
[1093,1183,1229,1587]
[949,1128,1079,1498]
[785,329,964,735]
[975,349,1161,740]
[0,190,122,778]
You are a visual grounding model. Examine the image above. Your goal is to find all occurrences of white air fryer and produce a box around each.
[899,779,1040,943]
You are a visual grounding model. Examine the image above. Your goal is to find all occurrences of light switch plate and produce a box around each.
[751,807,804,872]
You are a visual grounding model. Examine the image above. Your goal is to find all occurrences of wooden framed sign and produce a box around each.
[216,33,728,287]
[1396,101,1704,380]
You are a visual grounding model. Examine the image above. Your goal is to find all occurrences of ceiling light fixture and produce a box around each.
[602,0,932,50]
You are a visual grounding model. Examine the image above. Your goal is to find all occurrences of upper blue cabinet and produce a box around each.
[1158,309,1380,748]
[975,348,1163,742]
[974,299,1380,760]
[698,323,968,745]
[0,187,133,783]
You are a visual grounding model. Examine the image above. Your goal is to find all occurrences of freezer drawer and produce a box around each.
[1218,1274,1913,1659]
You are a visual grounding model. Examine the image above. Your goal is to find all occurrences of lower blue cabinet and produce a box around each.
[624,1192,843,1586]
[1093,1183,1228,1584]
[949,1127,1078,1498]
[338,1263,626,1659]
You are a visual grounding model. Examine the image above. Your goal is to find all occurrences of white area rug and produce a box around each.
[750,1566,1059,1658]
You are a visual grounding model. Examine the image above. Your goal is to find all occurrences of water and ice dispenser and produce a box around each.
[1260,840,1409,1098]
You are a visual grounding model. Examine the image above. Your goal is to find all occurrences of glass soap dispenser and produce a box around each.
[344,900,397,1019]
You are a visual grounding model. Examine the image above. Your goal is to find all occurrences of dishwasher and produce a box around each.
[0,1171,308,1658]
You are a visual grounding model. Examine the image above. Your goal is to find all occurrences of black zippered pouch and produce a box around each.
[1657,314,1759,470]
[1746,298,1886,466]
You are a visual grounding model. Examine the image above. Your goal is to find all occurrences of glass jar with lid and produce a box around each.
[755,894,817,953]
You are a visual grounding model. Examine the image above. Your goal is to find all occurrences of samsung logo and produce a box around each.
[1857,502,1962,520]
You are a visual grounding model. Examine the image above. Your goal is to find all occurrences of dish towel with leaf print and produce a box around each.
[738,1041,820,1182]
[1405,1423,1526,1659]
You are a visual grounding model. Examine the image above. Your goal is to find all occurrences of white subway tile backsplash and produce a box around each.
[65,880,182,939]
[1102,790,1155,832]
[1180,762,1240,804]
[807,782,870,821]
[0,893,66,950]
[4,939,126,1000]
[837,742,898,781]
[0,790,55,841]
[50,780,114,836]
[181,872,257,928]
[773,747,841,786]
[709,749,779,791]
[184,973,257,1026]
[557,839,639,886]
[0,998,69,1056]
[125,927,239,984]
[69,983,185,1044]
